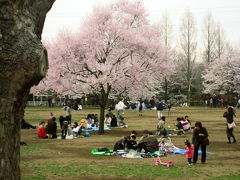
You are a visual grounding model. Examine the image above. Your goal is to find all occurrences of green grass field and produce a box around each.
[21,106,240,180]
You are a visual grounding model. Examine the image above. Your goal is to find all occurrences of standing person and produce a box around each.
[139,101,143,116]
[210,98,213,107]
[223,106,237,144]
[117,99,127,119]
[65,104,72,124]
[167,104,172,116]
[59,115,65,129]
[52,97,55,107]
[184,140,194,165]
[192,122,209,164]
[156,99,164,119]
[61,121,68,139]
[48,97,52,107]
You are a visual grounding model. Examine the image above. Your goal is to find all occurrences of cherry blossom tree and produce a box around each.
[33,0,173,133]
[203,50,240,97]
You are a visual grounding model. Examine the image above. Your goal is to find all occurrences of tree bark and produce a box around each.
[0,1,55,179]
[164,77,168,103]
[99,104,105,134]
[98,85,111,134]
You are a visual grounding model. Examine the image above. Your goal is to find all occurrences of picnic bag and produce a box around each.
[202,137,210,145]
[227,122,236,129]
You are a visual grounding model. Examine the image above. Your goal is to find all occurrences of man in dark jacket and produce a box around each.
[113,136,131,151]
[138,130,158,153]
[45,117,57,138]
[156,100,165,119]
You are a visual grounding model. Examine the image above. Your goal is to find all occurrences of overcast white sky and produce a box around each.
[42,0,240,47]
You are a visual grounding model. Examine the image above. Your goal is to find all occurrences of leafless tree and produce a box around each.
[179,9,197,106]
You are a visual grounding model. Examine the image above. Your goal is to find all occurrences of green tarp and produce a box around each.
[91,148,114,156]
[90,148,165,156]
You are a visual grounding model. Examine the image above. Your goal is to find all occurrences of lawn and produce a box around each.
[21,106,240,180]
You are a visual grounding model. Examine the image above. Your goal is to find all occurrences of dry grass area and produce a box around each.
[21,106,240,180]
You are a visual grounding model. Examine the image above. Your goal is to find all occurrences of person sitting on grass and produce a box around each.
[119,117,127,128]
[176,117,191,135]
[45,117,57,139]
[104,114,112,127]
[113,136,131,151]
[185,115,191,125]
[72,122,82,137]
[37,121,48,138]
[130,130,137,137]
[129,135,138,150]
[79,118,87,129]
[110,115,118,127]
[156,116,167,136]
[138,130,158,153]
[21,119,36,129]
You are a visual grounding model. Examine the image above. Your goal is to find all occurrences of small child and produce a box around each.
[184,140,194,165]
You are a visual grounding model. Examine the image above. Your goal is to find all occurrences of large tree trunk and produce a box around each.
[99,104,105,134]
[98,85,111,134]
[164,77,168,103]
[0,1,55,179]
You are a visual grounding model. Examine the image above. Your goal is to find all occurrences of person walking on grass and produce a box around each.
[156,99,165,119]
[192,121,209,164]
[65,104,72,124]
[139,101,143,116]
[223,106,237,144]
[117,99,127,119]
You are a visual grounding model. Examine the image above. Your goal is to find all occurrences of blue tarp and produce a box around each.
[171,148,211,154]
[82,127,111,131]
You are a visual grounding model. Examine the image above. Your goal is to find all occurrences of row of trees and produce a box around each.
[159,10,233,105]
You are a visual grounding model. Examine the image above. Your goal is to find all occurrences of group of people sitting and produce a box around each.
[104,111,127,128]
[175,116,192,133]
[38,116,57,139]
[37,112,89,139]
[86,114,99,128]
[113,130,160,153]
[156,115,192,137]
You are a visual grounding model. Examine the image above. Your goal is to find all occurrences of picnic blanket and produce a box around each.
[91,148,211,158]
[90,148,164,158]
[82,127,111,131]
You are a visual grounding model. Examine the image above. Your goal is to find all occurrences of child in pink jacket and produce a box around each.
[185,140,194,165]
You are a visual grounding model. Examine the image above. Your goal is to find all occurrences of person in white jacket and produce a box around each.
[117,99,127,119]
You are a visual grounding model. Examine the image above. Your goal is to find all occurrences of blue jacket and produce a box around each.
[156,102,164,110]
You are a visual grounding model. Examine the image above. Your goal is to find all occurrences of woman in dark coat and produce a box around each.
[223,106,236,144]
[192,121,208,164]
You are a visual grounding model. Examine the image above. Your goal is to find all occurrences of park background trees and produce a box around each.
[33,1,240,109]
